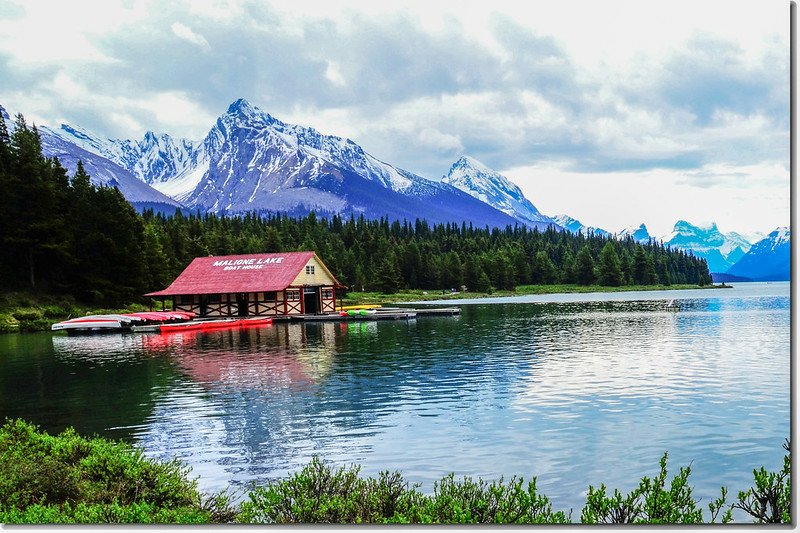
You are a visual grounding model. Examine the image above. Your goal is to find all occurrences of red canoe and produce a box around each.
[239,317,274,328]
[160,322,204,333]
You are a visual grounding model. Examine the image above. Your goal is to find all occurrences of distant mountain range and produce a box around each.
[551,214,611,237]
[724,227,790,281]
[31,99,545,229]
[661,220,752,273]
[617,223,652,243]
[2,98,789,281]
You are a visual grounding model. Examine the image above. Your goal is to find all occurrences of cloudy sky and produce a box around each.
[0,0,791,237]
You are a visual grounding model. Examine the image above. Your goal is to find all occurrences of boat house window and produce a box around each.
[321,289,333,299]
[306,265,315,275]
[286,290,300,301]
[263,291,277,302]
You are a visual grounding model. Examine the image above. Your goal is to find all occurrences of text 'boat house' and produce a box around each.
[145,251,344,317]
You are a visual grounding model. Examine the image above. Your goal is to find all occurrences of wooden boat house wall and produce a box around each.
[145,251,343,317]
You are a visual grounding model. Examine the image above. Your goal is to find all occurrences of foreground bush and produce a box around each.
[238,458,568,524]
[0,419,791,524]
[733,438,792,523]
[580,452,732,524]
[239,452,790,525]
[0,419,234,524]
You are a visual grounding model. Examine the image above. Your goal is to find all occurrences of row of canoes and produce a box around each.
[51,311,273,335]
[51,311,197,334]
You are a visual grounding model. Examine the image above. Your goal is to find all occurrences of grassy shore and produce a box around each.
[339,283,728,307]
[0,292,151,334]
[1,283,728,333]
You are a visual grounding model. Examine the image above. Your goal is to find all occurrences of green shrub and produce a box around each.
[0,419,232,524]
[0,420,790,525]
[42,306,68,319]
[0,502,210,524]
[580,452,731,524]
[11,309,42,321]
[734,439,791,523]
[239,457,568,524]
[0,314,18,333]
[17,319,52,332]
[407,473,569,524]
[239,457,416,524]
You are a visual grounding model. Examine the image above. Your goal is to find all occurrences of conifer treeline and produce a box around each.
[0,114,146,302]
[0,111,711,303]
[140,210,712,296]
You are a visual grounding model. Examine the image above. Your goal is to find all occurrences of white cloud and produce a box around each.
[171,22,211,51]
[0,0,789,234]
[506,161,789,238]
[417,128,463,154]
[324,61,346,87]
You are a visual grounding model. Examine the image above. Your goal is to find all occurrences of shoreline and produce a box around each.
[341,283,731,307]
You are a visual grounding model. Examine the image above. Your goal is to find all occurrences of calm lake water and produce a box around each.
[0,281,790,518]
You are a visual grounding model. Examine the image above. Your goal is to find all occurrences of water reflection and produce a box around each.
[1,283,789,516]
[140,325,337,390]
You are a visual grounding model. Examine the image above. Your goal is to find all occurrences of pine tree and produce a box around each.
[375,255,402,294]
[644,253,658,285]
[597,242,624,286]
[533,251,558,284]
[560,249,576,284]
[575,246,596,285]
[633,245,648,285]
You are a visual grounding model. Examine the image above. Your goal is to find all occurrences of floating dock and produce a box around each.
[284,307,460,322]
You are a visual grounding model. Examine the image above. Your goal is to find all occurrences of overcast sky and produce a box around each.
[0,0,791,238]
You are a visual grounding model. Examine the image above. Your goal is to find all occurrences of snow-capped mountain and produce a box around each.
[39,98,527,227]
[38,127,184,213]
[441,156,555,228]
[46,123,197,196]
[616,223,651,243]
[726,227,790,281]
[176,99,526,227]
[552,214,610,237]
[1,104,183,213]
[661,220,753,273]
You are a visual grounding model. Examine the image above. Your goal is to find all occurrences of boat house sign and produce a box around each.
[213,257,284,271]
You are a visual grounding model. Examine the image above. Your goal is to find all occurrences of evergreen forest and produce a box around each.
[0,112,712,304]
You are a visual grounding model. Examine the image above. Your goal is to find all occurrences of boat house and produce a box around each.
[145,251,343,317]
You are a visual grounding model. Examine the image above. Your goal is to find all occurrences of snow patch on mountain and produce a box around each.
[552,214,610,237]
[47,122,199,188]
[617,223,651,242]
[661,220,757,273]
[442,156,554,227]
[726,227,790,281]
[37,126,183,211]
[216,98,415,193]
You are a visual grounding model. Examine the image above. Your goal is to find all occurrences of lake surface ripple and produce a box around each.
[0,282,789,516]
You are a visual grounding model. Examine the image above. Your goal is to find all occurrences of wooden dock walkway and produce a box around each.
[278,307,461,322]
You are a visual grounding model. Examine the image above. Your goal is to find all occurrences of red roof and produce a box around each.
[145,251,335,297]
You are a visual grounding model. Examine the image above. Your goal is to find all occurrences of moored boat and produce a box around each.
[51,314,143,335]
[160,321,205,333]
[201,319,244,331]
[239,317,274,327]
[125,311,196,323]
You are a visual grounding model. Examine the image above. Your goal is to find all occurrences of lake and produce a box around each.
[0,281,790,518]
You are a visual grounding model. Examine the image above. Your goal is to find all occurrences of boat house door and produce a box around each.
[303,287,320,314]
[236,293,249,317]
